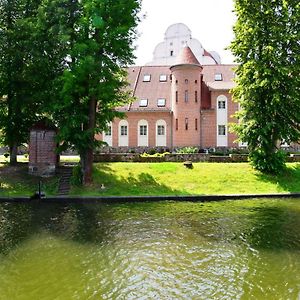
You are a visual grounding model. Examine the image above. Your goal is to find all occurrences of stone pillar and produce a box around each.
[29,121,58,176]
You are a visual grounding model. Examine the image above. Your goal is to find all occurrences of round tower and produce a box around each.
[170,46,202,147]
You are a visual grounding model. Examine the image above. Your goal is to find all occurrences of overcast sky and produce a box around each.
[133,0,236,65]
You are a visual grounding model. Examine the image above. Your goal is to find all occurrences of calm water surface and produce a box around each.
[0,199,300,299]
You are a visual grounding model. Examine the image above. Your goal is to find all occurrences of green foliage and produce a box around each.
[176,147,198,154]
[44,0,141,155]
[230,0,300,174]
[249,149,286,174]
[70,165,83,187]
[140,152,170,158]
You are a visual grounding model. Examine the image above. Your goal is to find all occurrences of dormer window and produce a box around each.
[157,98,166,107]
[143,74,151,82]
[159,74,167,82]
[139,99,148,107]
[215,73,223,81]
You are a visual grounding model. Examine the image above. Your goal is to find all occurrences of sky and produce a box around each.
[133,0,236,65]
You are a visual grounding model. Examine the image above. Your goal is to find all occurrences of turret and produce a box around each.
[170,46,202,147]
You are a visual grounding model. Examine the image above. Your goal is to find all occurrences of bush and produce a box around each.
[70,165,83,186]
[249,149,286,174]
[140,152,170,158]
[176,147,198,154]
[147,148,156,155]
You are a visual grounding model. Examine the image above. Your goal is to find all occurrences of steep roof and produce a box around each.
[175,46,201,66]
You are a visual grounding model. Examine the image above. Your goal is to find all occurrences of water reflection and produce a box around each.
[0,199,299,299]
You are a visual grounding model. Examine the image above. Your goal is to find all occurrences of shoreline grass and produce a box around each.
[71,162,300,197]
[1,161,300,197]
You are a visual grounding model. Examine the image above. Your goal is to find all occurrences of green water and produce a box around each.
[0,199,300,299]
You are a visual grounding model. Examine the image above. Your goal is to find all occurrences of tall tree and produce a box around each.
[0,0,43,163]
[47,0,140,184]
[230,0,300,173]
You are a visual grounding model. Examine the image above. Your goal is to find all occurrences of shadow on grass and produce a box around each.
[254,163,300,193]
[0,163,59,196]
[72,163,188,196]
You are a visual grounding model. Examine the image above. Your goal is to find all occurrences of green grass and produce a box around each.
[0,163,59,197]
[71,162,300,196]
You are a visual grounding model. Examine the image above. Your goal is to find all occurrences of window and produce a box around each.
[195,80,198,84]
[105,125,112,136]
[143,74,151,82]
[218,100,226,109]
[120,125,127,136]
[218,125,226,136]
[176,119,178,130]
[139,99,148,107]
[184,90,188,102]
[159,74,167,82]
[157,125,165,136]
[185,118,189,130]
[170,50,174,56]
[185,79,188,84]
[175,91,178,103]
[157,98,166,107]
[175,80,178,84]
[215,73,223,81]
[140,125,147,136]
[195,91,198,103]
[195,119,198,130]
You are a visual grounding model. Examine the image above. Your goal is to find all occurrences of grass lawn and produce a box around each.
[0,163,59,197]
[71,162,300,196]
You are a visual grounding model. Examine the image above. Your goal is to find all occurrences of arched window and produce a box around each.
[137,120,148,147]
[156,119,167,147]
[118,120,129,147]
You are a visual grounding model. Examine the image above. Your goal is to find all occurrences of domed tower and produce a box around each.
[170,46,202,147]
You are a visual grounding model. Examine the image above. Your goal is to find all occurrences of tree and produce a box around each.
[230,0,300,173]
[46,0,140,184]
[0,0,41,163]
[0,0,62,164]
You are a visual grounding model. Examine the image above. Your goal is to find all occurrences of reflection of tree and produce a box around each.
[244,205,300,251]
[0,202,115,256]
[0,203,33,255]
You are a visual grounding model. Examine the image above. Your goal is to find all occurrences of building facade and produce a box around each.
[99,24,239,150]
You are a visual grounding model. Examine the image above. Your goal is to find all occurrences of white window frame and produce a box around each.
[218,125,226,136]
[157,98,166,107]
[137,119,148,146]
[216,95,228,146]
[215,73,223,81]
[139,99,148,107]
[118,120,129,146]
[218,100,226,109]
[143,74,151,82]
[156,119,167,147]
[159,74,167,82]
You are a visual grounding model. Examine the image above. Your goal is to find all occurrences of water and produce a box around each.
[0,199,300,299]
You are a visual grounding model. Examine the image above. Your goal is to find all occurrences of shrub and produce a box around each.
[70,164,83,186]
[147,148,156,155]
[249,149,286,174]
[176,147,198,154]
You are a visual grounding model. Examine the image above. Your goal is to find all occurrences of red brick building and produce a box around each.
[99,24,239,150]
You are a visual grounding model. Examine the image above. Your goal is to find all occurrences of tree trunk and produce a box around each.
[9,143,18,165]
[82,96,96,185]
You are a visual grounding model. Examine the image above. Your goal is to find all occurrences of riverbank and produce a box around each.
[1,162,300,197]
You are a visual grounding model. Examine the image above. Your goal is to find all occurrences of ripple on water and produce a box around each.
[0,199,300,299]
